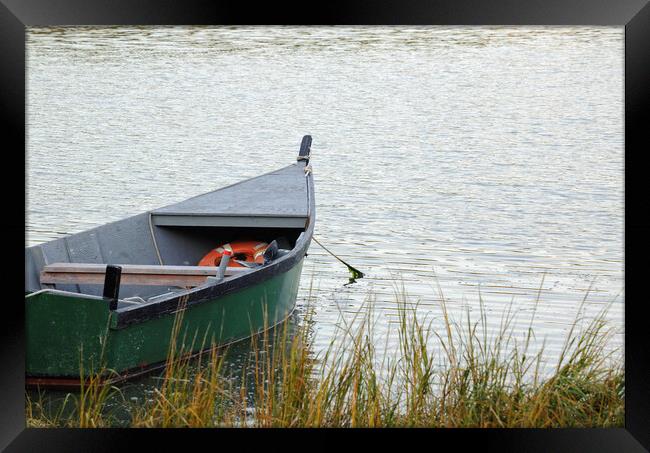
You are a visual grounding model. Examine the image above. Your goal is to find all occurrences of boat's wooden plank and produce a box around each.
[42,263,249,276]
[40,272,211,287]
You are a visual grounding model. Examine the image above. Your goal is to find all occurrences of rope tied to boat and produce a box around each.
[149,212,164,265]
[312,236,364,281]
[304,165,312,176]
[297,154,310,162]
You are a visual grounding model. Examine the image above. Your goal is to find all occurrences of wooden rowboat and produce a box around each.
[24,136,315,386]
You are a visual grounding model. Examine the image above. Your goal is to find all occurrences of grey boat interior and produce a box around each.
[25,162,311,307]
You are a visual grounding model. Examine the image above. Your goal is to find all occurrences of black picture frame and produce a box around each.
[2,0,648,450]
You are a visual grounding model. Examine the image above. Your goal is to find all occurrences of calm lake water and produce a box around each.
[27,26,624,395]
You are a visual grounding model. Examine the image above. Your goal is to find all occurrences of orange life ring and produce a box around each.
[198,241,269,268]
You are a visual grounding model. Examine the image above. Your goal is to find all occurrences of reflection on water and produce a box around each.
[26,26,624,395]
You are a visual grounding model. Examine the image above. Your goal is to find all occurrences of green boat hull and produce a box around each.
[26,260,304,380]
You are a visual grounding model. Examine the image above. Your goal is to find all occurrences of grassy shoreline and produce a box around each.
[26,287,623,428]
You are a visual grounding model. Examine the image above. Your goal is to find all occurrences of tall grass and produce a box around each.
[26,285,624,428]
[26,347,122,428]
[130,299,233,428]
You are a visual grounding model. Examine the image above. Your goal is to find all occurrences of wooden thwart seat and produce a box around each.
[40,263,250,288]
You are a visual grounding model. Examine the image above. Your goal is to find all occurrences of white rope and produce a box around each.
[297,154,310,162]
[148,212,164,265]
[304,165,312,176]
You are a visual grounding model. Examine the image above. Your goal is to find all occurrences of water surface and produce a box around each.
[27,26,624,383]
